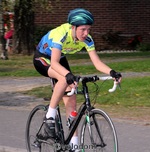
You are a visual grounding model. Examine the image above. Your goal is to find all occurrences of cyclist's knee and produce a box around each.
[53,76,69,90]
[58,76,67,84]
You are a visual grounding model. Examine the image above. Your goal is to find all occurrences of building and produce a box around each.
[34,0,150,50]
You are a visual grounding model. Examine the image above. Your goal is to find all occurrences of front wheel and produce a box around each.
[80,109,118,152]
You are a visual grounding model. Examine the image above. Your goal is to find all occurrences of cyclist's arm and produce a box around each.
[50,48,70,76]
[51,48,78,88]
[88,50,112,75]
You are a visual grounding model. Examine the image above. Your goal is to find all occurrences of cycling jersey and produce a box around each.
[37,23,95,56]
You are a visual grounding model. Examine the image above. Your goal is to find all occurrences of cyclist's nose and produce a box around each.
[83,29,89,37]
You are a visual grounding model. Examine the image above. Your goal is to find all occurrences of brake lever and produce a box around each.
[115,77,121,90]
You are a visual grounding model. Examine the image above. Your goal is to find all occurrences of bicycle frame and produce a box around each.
[56,77,96,146]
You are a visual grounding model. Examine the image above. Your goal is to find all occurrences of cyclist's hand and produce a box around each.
[65,72,78,88]
[110,70,122,82]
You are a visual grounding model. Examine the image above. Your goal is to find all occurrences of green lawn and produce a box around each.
[0,52,150,76]
[0,52,150,121]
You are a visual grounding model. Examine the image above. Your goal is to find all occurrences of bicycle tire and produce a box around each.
[80,109,118,152]
[26,105,55,152]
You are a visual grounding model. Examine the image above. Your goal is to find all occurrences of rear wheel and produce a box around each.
[80,109,118,152]
[26,105,55,152]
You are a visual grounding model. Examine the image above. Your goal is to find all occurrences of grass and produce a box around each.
[24,77,150,107]
[0,51,150,122]
[70,59,150,75]
[0,55,40,77]
[0,52,150,76]
[23,76,150,122]
[66,51,150,60]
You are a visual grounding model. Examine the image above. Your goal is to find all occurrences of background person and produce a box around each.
[0,21,14,60]
[4,21,14,54]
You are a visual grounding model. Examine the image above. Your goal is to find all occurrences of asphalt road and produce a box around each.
[0,76,150,152]
[0,106,150,152]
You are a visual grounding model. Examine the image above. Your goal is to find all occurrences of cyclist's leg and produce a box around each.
[59,56,77,118]
[34,51,72,111]
[48,56,78,149]
[48,57,78,119]
[33,51,68,140]
[59,57,78,150]
[33,51,68,116]
[33,51,74,111]
[47,57,78,150]
[34,53,78,148]
[47,55,76,112]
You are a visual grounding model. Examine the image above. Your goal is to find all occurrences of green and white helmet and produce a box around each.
[67,8,94,26]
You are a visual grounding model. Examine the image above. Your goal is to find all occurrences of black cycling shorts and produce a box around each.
[33,50,71,77]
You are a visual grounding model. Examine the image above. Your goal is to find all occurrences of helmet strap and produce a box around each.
[73,26,77,44]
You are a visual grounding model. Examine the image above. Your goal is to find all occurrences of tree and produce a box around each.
[14,0,34,54]
[14,0,60,55]
[2,0,59,55]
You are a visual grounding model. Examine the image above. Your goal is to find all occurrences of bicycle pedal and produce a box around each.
[32,141,41,148]
[53,143,62,151]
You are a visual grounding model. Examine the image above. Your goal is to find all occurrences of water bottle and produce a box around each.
[67,111,77,128]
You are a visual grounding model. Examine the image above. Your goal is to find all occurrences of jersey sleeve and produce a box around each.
[84,35,95,52]
[48,25,68,51]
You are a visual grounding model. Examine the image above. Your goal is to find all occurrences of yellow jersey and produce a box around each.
[37,23,95,56]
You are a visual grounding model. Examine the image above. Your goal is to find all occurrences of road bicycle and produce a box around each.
[26,75,119,152]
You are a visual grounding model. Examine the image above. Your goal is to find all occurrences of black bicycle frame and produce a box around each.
[62,81,93,145]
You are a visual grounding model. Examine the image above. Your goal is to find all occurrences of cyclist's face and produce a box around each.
[75,25,91,41]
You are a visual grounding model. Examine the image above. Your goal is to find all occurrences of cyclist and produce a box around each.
[33,8,122,151]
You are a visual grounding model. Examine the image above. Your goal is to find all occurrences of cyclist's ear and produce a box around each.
[71,25,75,30]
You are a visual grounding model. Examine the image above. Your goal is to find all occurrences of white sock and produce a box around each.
[70,136,78,150]
[46,106,56,119]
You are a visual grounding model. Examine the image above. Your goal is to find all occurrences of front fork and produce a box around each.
[86,109,106,148]
[85,109,96,146]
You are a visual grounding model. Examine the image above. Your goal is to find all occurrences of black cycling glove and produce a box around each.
[110,70,122,81]
[65,72,76,85]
